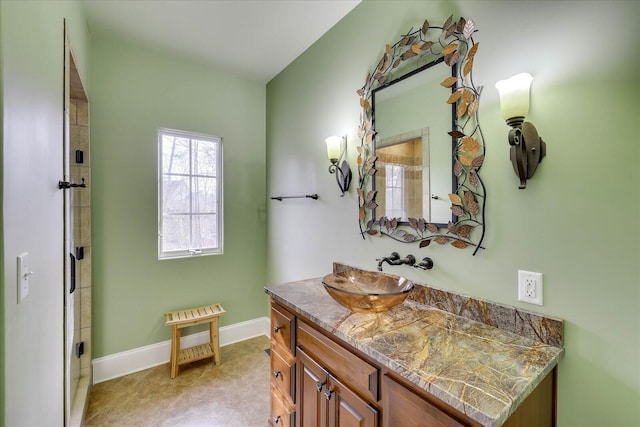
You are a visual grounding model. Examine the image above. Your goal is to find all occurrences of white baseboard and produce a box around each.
[92,316,270,384]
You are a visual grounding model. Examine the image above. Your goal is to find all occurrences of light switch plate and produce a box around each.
[17,252,30,303]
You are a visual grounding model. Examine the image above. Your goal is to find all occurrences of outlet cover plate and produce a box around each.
[518,270,543,305]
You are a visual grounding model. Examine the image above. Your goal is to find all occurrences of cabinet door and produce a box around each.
[327,374,378,427]
[298,349,328,427]
[382,375,465,427]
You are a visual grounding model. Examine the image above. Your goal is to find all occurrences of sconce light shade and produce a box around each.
[495,73,534,125]
[325,135,352,197]
[495,73,546,189]
[325,136,343,161]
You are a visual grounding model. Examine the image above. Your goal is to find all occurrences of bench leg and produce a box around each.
[170,325,180,378]
[210,318,221,365]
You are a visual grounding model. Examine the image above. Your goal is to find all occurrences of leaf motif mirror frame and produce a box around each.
[356,16,486,255]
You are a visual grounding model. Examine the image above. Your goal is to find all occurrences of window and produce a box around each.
[158,129,223,259]
[385,163,406,219]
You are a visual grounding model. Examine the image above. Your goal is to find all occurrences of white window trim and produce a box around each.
[158,128,223,260]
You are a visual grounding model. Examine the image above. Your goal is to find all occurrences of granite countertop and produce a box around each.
[265,273,564,427]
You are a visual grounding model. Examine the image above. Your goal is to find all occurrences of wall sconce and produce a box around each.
[495,73,547,189]
[325,135,352,197]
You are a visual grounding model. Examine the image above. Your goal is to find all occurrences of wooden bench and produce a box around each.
[164,303,226,378]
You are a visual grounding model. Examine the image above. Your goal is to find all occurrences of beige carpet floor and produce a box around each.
[84,336,271,426]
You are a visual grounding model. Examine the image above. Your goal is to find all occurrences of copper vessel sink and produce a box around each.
[321,271,414,313]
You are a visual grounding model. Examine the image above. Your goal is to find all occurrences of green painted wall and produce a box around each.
[90,35,267,357]
[267,1,639,426]
[1,0,90,423]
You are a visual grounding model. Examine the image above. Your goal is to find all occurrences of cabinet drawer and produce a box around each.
[271,346,296,403]
[271,305,295,354]
[297,320,379,402]
[270,385,295,427]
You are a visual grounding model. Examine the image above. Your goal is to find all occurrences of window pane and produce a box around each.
[192,139,217,176]
[163,175,190,213]
[192,177,217,214]
[192,214,217,249]
[162,136,190,174]
[162,215,190,252]
[386,165,393,187]
[391,165,403,186]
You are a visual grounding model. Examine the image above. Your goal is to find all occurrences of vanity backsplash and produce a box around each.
[333,262,563,348]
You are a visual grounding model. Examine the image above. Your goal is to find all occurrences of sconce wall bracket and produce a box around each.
[329,159,352,197]
[507,121,546,189]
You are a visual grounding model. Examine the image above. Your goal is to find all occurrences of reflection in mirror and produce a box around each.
[356,16,486,255]
[373,59,453,225]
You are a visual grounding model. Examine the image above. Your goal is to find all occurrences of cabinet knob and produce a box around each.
[324,389,333,401]
[273,415,281,424]
[273,325,282,333]
[273,369,282,378]
[315,381,325,392]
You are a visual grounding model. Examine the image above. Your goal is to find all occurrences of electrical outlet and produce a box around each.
[518,270,543,305]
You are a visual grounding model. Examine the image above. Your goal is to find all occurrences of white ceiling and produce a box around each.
[82,0,361,83]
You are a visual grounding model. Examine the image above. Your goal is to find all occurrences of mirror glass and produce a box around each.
[372,60,453,225]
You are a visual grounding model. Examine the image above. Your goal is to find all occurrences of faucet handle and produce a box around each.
[389,252,400,260]
[406,254,416,266]
[414,257,434,270]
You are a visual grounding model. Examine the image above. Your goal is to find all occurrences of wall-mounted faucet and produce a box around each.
[376,252,434,271]
[376,252,415,271]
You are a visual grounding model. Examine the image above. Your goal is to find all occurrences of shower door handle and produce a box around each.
[58,178,86,189]
[69,253,76,294]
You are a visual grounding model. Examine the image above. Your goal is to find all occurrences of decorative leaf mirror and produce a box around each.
[356,16,486,255]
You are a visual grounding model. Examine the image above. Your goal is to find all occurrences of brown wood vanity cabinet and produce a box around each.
[269,301,556,427]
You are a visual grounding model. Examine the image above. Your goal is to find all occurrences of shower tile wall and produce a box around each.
[70,98,92,380]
